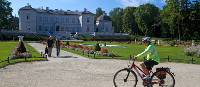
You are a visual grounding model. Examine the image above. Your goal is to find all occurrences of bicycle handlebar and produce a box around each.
[129,55,136,63]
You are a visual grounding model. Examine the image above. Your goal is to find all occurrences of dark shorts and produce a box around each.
[144,60,158,70]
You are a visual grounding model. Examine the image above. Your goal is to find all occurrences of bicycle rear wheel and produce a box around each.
[113,68,138,87]
[150,70,175,87]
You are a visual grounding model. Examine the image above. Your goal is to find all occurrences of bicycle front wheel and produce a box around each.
[150,70,175,87]
[113,68,138,87]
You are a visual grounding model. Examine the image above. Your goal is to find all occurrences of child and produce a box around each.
[45,46,48,55]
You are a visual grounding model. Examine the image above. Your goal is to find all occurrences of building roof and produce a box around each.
[96,14,111,21]
[19,5,94,15]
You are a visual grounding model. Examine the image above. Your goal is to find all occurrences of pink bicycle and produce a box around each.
[113,56,175,87]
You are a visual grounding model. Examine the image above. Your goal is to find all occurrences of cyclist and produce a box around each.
[135,37,160,76]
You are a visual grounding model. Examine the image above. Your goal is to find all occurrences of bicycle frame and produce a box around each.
[130,60,152,81]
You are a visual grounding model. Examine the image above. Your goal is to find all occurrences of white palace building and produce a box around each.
[18,5,115,39]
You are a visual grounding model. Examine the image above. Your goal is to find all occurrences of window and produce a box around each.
[45,26,48,31]
[50,26,54,32]
[39,25,42,31]
[77,27,80,32]
[46,17,49,23]
[38,16,42,21]
[72,18,75,23]
[87,17,90,23]
[27,16,29,20]
[56,26,60,31]
[61,17,64,23]
[105,27,108,32]
[61,26,64,31]
[77,19,80,24]
[87,26,89,32]
[96,28,98,32]
[56,17,59,23]
[66,18,68,23]
[65,27,68,31]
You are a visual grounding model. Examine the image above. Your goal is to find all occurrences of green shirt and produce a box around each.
[136,43,160,63]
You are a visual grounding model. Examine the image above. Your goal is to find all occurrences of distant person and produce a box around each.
[47,36,54,57]
[56,38,61,57]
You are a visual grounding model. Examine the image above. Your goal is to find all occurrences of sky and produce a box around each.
[8,0,166,16]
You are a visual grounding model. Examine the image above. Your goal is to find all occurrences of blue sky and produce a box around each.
[8,0,166,16]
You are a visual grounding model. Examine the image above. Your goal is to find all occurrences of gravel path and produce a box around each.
[0,43,200,87]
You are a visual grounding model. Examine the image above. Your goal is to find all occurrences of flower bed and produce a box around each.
[185,45,200,57]
[64,43,116,57]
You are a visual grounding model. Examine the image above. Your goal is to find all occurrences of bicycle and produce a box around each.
[113,56,175,87]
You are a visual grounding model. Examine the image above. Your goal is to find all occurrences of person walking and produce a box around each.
[47,36,54,57]
[56,38,61,57]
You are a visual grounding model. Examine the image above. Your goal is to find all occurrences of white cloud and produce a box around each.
[118,0,166,7]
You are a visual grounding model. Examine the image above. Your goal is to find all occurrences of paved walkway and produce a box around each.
[0,43,200,87]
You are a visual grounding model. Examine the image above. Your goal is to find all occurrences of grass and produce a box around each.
[63,41,200,64]
[0,41,46,68]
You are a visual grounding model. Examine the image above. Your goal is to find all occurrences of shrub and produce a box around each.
[83,46,90,50]
[168,41,176,46]
[17,41,27,53]
[184,45,200,57]
[77,45,83,49]
[107,53,116,57]
[70,44,78,48]
[94,43,101,51]
[79,45,85,50]
[101,48,108,53]
[66,41,70,46]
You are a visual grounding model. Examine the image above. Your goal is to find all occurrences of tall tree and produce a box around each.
[109,7,124,33]
[189,0,200,40]
[135,3,160,36]
[161,0,197,40]
[95,8,105,19]
[0,0,13,29]
[122,7,137,34]
[161,0,181,39]
[10,16,19,30]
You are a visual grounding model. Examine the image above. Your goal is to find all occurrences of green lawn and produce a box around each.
[0,41,46,68]
[64,41,200,64]
[0,42,17,59]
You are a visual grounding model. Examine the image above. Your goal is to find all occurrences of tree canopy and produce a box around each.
[95,8,105,19]
[135,3,160,36]
[108,1,200,40]
[0,0,13,29]
[109,8,123,33]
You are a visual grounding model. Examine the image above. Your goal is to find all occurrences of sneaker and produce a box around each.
[143,75,150,80]
[143,75,151,86]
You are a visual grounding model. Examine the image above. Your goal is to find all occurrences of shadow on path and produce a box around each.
[52,56,78,58]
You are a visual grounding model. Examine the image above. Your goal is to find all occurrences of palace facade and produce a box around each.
[19,5,113,38]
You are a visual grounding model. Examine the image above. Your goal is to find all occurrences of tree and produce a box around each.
[10,16,19,30]
[135,3,160,36]
[122,7,137,34]
[95,8,105,19]
[0,0,13,29]
[109,7,124,33]
[188,0,200,40]
[160,0,200,40]
[161,0,181,39]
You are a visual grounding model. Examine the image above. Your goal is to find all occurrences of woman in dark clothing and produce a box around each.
[56,38,61,57]
[47,36,54,57]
